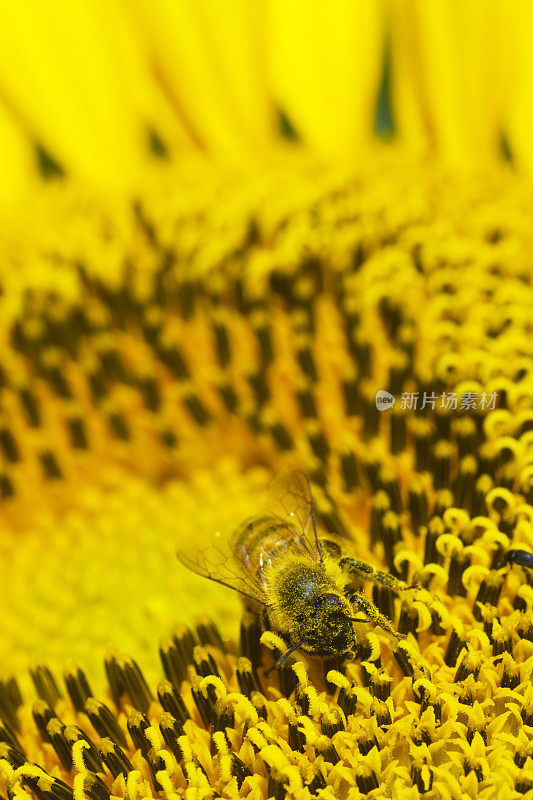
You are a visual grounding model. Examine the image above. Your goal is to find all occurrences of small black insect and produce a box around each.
[505,549,533,569]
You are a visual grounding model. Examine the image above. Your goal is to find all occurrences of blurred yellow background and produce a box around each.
[1,0,532,205]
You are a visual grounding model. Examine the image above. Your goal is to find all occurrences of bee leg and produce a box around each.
[261,606,271,631]
[339,557,420,593]
[350,590,406,640]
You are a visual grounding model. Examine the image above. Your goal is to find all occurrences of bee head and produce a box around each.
[301,592,356,657]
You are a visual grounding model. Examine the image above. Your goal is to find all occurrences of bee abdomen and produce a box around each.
[234,516,307,583]
[233,516,287,553]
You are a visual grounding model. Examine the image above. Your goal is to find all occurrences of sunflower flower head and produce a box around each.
[1,4,533,799]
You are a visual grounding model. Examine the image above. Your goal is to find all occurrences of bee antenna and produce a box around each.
[272,637,308,669]
[346,617,372,624]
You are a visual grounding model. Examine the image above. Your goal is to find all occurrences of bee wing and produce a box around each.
[177,527,268,607]
[264,469,322,561]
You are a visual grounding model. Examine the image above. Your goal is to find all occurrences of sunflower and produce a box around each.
[0,3,532,799]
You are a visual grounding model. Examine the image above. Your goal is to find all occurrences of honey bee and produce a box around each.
[177,470,418,667]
